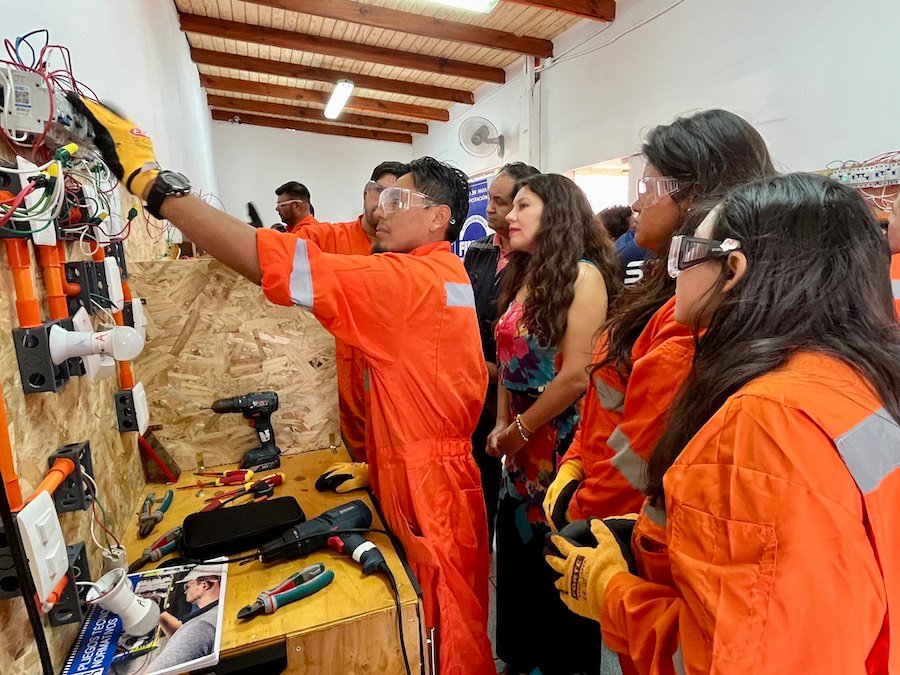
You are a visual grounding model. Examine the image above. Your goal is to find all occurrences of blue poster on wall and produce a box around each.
[452,177,493,259]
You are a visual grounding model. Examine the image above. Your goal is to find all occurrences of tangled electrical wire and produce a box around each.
[828,151,900,213]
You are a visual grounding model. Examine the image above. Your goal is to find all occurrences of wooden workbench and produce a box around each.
[119,449,424,674]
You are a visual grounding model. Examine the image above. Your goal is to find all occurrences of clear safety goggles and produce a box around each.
[636,176,681,206]
[378,186,439,215]
[275,199,304,210]
[364,180,387,195]
[667,235,741,278]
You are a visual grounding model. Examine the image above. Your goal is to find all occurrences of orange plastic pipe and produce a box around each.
[37,245,68,320]
[56,241,81,297]
[0,380,23,513]
[4,239,42,328]
[40,575,69,613]
[25,457,75,505]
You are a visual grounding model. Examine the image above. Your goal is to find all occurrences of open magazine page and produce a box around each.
[62,562,227,675]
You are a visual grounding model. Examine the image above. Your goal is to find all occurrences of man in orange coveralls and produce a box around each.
[299,161,410,461]
[72,96,494,674]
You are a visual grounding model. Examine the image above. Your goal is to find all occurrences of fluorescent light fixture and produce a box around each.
[421,0,499,11]
[324,80,354,120]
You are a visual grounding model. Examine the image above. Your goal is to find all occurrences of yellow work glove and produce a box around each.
[543,459,585,532]
[544,516,637,621]
[66,93,160,199]
[315,462,369,493]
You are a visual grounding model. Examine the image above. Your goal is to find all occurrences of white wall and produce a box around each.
[411,63,532,177]
[0,0,218,192]
[210,121,412,223]
[416,0,900,176]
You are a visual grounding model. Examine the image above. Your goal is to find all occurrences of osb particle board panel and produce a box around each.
[129,258,339,470]
[0,156,170,673]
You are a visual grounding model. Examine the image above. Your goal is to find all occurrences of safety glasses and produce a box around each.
[668,235,741,278]
[377,186,439,215]
[364,180,387,195]
[275,199,304,210]
[636,176,681,207]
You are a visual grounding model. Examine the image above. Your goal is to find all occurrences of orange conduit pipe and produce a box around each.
[57,241,81,297]
[37,245,68,320]
[93,246,135,389]
[0,380,23,513]
[24,457,75,506]
[4,239,42,328]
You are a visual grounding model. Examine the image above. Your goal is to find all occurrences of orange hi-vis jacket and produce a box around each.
[284,213,318,234]
[891,253,900,318]
[257,230,495,675]
[563,296,694,521]
[297,216,373,461]
[601,352,899,674]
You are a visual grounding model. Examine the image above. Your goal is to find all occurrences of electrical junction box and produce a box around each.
[15,155,57,246]
[103,257,124,311]
[0,69,51,135]
[18,491,68,609]
[116,381,150,435]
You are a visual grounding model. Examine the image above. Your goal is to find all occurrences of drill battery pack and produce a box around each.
[181,497,305,560]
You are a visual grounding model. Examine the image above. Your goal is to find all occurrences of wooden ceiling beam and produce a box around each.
[180,13,506,84]
[505,0,616,22]
[211,109,413,144]
[200,74,450,122]
[245,0,553,58]
[191,48,474,105]
[207,94,429,134]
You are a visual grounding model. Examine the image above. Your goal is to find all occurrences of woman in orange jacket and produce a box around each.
[544,110,776,531]
[487,174,621,674]
[547,173,900,674]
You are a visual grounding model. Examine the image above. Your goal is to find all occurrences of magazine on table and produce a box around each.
[62,561,227,675]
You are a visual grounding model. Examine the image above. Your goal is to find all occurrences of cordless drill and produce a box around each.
[209,391,281,470]
[256,500,387,575]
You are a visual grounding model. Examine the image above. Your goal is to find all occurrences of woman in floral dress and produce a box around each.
[488,173,621,674]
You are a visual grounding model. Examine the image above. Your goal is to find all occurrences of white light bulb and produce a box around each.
[49,325,145,365]
[324,80,355,120]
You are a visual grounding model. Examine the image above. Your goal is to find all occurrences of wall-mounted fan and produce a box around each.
[458,116,505,159]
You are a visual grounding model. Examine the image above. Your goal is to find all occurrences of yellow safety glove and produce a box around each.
[543,459,585,532]
[544,515,637,621]
[315,462,369,493]
[65,93,160,199]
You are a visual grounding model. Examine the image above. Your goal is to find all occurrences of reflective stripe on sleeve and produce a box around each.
[445,282,475,308]
[834,408,900,494]
[595,378,625,413]
[608,426,648,491]
[288,237,314,309]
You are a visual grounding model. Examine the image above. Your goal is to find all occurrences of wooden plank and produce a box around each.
[505,0,617,21]
[180,12,506,83]
[207,94,429,134]
[192,48,474,104]
[117,450,421,661]
[211,109,414,144]
[200,73,450,122]
[247,0,554,58]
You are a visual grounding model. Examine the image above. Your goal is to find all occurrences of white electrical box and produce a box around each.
[18,491,68,609]
[15,156,57,246]
[131,297,148,340]
[132,381,150,435]
[0,69,51,135]
[103,257,125,311]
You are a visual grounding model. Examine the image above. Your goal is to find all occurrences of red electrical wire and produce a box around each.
[0,181,37,228]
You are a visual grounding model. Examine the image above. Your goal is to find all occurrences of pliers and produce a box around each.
[138,489,173,539]
[237,563,334,620]
[129,526,183,573]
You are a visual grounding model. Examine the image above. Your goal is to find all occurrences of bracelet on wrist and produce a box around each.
[514,415,531,443]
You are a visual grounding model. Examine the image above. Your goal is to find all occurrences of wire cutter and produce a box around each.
[237,563,334,620]
[129,526,183,573]
[138,489,173,538]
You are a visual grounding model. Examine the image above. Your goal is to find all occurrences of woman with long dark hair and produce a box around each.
[487,173,620,674]
[546,173,900,673]
[543,109,775,534]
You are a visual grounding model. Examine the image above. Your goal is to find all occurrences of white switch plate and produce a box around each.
[103,258,124,311]
[15,156,57,246]
[18,491,67,607]
[133,381,150,435]
[131,297,147,340]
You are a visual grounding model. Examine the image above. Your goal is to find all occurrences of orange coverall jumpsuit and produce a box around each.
[891,253,900,318]
[297,216,372,460]
[284,212,318,234]
[601,353,898,674]
[563,296,694,521]
[257,230,494,675]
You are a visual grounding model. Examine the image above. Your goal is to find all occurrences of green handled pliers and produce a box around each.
[237,563,334,620]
